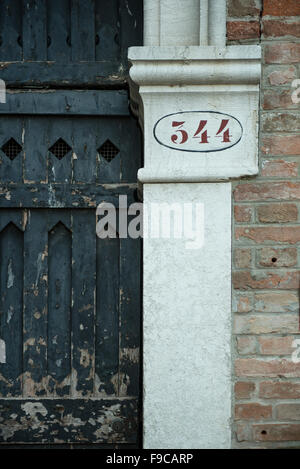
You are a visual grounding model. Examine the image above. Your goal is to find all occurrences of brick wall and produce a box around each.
[228,0,300,448]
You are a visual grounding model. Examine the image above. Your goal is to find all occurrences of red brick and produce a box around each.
[276,404,300,420]
[228,0,261,18]
[263,89,298,110]
[234,205,252,222]
[265,43,300,64]
[257,247,297,268]
[236,358,300,377]
[227,21,260,40]
[263,0,300,16]
[257,203,298,223]
[262,113,300,133]
[267,66,297,86]
[234,182,300,202]
[235,381,256,399]
[235,403,272,420]
[261,136,300,156]
[253,424,300,441]
[261,159,298,177]
[259,336,295,355]
[237,336,257,355]
[259,381,300,399]
[236,226,300,244]
[233,271,300,290]
[233,294,253,313]
[235,314,299,334]
[236,422,252,442]
[254,291,299,313]
[234,248,252,268]
[263,20,300,39]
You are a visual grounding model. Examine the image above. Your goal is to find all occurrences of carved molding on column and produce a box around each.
[130,46,261,86]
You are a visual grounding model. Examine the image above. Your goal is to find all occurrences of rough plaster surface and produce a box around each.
[143,183,232,449]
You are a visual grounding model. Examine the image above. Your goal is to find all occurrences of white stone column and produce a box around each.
[130,0,261,449]
[143,182,232,449]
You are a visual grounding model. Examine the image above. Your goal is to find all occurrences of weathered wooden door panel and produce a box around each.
[0,0,142,87]
[0,208,140,443]
[0,91,141,187]
[0,0,142,446]
[0,399,138,444]
[0,208,141,443]
[0,89,142,445]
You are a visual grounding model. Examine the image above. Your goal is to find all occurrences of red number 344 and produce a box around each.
[171,119,231,145]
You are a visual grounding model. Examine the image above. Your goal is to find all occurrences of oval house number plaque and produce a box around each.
[154,111,243,153]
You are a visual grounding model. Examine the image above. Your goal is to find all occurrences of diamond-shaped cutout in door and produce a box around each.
[49,138,71,160]
[98,139,119,163]
[1,138,22,161]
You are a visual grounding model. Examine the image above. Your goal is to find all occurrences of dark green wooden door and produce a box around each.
[0,1,142,447]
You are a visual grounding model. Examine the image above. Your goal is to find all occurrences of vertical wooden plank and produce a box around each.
[0,218,23,397]
[119,116,142,183]
[47,0,71,62]
[0,117,24,183]
[48,117,73,184]
[48,219,71,397]
[95,0,120,61]
[71,0,95,61]
[0,209,24,232]
[96,117,121,184]
[72,118,96,183]
[24,117,47,183]
[71,210,96,397]
[23,210,48,397]
[98,152,121,184]
[119,236,141,397]
[95,236,119,396]
[119,0,143,65]
[0,0,22,61]
[22,0,47,61]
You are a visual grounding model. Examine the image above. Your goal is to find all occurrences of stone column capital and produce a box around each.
[129,45,261,183]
